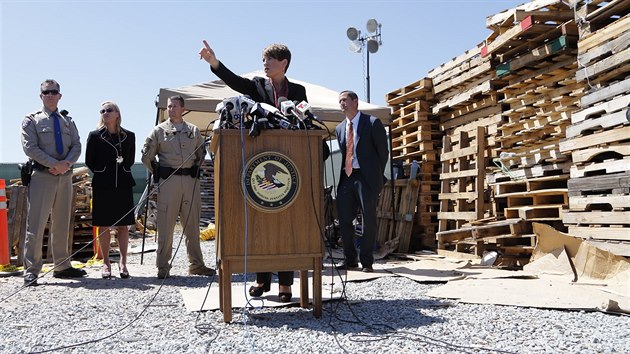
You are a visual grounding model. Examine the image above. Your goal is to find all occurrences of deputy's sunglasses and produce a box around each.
[41,90,59,95]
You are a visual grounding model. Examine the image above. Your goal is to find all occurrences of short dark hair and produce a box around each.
[339,90,358,101]
[263,44,292,73]
[41,79,60,92]
[168,95,185,107]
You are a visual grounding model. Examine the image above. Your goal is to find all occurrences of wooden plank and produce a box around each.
[566,110,629,138]
[580,76,630,107]
[563,210,630,224]
[504,205,564,220]
[578,14,630,53]
[437,211,478,220]
[438,192,478,201]
[386,78,434,106]
[483,16,536,56]
[576,47,630,82]
[440,145,478,161]
[570,156,630,178]
[432,80,494,114]
[440,106,503,131]
[559,125,630,152]
[487,0,568,28]
[497,35,573,77]
[571,92,630,123]
[577,31,630,66]
[568,171,630,194]
[569,194,630,211]
[506,57,576,86]
[567,225,630,241]
[434,60,493,94]
[428,45,483,79]
[571,143,630,164]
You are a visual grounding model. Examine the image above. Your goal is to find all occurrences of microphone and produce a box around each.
[239,96,255,119]
[249,103,275,130]
[216,97,240,124]
[279,97,301,121]
[295,101,324,125]
[261,102,295,130]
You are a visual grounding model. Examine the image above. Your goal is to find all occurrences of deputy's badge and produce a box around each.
[242,152,300,212]
[116,156,123,164]
[22,118,31,129]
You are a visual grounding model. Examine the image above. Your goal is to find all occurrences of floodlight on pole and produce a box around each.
[345,19,382,103]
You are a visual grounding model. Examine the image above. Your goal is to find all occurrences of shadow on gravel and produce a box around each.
[236,297,448,333]
[41,275,218,291]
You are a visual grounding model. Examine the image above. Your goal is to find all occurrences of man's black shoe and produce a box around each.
[362,266,374,273]
[337,262,359,270]
[53,267,87,278]
[24,273,39,287]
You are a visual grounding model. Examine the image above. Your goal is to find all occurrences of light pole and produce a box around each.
[346,19,382,103]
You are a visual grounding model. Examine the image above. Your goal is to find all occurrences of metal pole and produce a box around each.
[141,106,161,265]
[366,50,371,103]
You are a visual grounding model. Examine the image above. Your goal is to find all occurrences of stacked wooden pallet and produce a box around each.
[385,78,440,250]
[199,159,215,224]
[560,1,630,242]
[382,0,630,263]
[489,2,579,172]
[430,43,502,236]
[387,78,437,162]
[69,173,94,261]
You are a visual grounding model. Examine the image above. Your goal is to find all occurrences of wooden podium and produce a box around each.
[213,129,326,322]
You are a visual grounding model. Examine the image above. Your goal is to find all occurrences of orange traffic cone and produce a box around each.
[0,179,10,266]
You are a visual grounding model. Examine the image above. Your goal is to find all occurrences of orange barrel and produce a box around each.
[0,179,9,265]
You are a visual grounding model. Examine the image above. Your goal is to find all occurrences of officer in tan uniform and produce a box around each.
[141,95,215,279]
[20,79,86,286]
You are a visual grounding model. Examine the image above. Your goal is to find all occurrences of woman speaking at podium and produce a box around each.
[199,40,305,302]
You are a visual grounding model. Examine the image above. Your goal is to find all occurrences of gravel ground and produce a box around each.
[1,234,628,354]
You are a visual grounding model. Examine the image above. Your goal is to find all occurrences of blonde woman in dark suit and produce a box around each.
[85,101,136,279]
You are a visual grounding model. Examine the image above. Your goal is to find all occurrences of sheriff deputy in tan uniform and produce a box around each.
[20,79,86,286]
[141,95,215,279]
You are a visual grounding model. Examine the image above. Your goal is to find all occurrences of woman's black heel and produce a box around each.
[248,283,271,297]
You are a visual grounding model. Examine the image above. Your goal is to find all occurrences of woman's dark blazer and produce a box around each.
[212,61,308,105]
[85,127,136,189]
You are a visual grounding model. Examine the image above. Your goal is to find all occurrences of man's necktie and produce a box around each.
[52,112,64,155]
[345,120,354,176]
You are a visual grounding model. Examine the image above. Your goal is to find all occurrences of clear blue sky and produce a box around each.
[1,0,523,163]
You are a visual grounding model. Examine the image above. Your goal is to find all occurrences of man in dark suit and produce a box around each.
[335,90,389,272]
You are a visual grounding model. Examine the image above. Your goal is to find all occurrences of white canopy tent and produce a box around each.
[156,71,391,135]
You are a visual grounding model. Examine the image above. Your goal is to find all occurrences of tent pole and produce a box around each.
[140,106,161,265]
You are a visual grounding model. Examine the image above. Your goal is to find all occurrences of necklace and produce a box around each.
[107,130,123,164]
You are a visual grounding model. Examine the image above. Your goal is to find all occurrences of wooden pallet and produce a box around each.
[7,185,27,264]
[438,126,487,232]
[569,155,630,178]
[436,218,535,268]
[200,160,215,223]
[376,179,421,253]
[386,78,434,106]
[576,2,630,44]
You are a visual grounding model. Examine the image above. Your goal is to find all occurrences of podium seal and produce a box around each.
[243,152,300,212]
